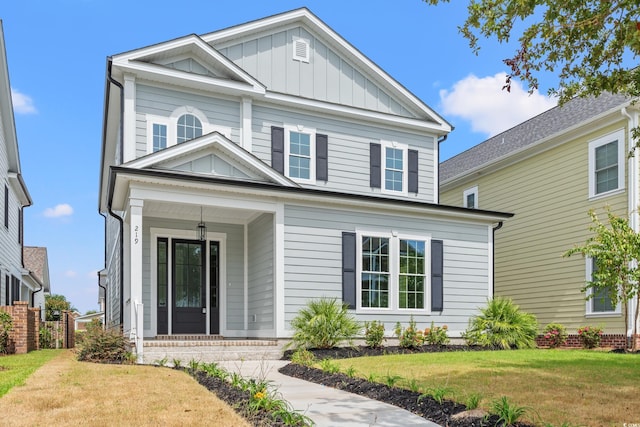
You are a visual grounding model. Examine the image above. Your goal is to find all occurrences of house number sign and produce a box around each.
[134,225,139,245]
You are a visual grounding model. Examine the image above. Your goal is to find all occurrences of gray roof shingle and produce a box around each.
[440,93,630,183]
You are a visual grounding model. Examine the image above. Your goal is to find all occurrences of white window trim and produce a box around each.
[146,106,231,154]
[588,129,626,200]
[284,125,316,184]
[355,230,431,314]
[463,186,478,208]
[381,140,408,196]
[292,37,310,63]
[585,257,621,317]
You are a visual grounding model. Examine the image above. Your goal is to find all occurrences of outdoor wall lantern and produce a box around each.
[197,206,207,241]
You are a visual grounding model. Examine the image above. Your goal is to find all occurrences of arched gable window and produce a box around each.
[177,114,203,144]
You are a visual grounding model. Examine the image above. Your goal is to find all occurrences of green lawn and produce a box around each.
[333,349,640,426]
[0,350,62,397]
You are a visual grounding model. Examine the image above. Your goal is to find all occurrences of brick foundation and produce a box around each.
[536,333,640,349]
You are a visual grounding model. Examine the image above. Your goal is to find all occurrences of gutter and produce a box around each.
[436,134,448,203]
[104,58,125,326]
[97,267,107,330]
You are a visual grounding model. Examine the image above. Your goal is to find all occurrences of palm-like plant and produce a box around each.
[289,297,361,349]
[464,297,538,349]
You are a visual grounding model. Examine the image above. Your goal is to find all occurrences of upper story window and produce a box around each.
[588,129,625,199]
[288,131,312,179]
[586,257,619,316]
[153,124,167,152]
[358,232,429,312]
[177,114,203,144]
[385,147,404,192]
[463,186,478,208]
[146,106,231,154]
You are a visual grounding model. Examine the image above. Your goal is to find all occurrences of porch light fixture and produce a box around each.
[197,206,207,241]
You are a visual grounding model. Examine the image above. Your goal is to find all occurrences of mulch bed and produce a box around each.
[279,345,533,427]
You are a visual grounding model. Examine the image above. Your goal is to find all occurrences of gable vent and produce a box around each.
[293,38,309,63]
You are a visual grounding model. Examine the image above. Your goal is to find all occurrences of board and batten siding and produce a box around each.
[216,26,416,118]
[134,84,241,158]
[104,214,122,329]
[282,204,491,334]
[440,122,629,333]
[247,213,274,331]
[141,218,245,334]
[252,104,436,202]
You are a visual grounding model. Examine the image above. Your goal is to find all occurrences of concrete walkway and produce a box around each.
[219,360,440,427]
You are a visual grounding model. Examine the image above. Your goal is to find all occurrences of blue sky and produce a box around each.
[2,0,558,313]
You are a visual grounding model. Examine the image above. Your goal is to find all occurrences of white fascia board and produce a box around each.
[7,172,32,206]
[112,34,265,91]
[441,105,632,191]
[111,169,509,224]
[203,9,450,127]
[264,92,451,134]
[113,61,265,97]
[125,133,297,187]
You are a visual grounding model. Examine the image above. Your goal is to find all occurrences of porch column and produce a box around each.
[129,198,144,362]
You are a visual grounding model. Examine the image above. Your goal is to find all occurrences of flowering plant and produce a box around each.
[577,325,603,349]
[543,322,568,348]
[423,321,450,345]
[394,316,424,348]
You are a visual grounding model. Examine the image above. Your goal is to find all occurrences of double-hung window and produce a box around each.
[463,186,478,209]
[586,257,619,316]
[588,129,625,198]
[288,131,312,180]
[152,124,167,152]
[358,232,429,312]
[385,147,404,192]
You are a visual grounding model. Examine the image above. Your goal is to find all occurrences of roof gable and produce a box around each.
[202,8,450,128]
[125,132,298,187]
[110,34,266,96]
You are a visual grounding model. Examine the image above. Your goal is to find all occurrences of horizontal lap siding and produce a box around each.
[252,105,435,202]
[248,213,274,331]
[283,204,490,334]
[217,27,414,116]
[441,122,629,333]
[135,84,241,157]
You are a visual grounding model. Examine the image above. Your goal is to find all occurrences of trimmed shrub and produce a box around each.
[543,322,568,348]
[289,297,361,349]
[394,316,424,348]
[364,320,386,348]
[463,297,538,349]
[577,325,603,349]
[76,320,132,363]
[0,311,13,354]
[424,321,450,345]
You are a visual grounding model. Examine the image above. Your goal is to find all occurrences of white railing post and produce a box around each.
[135,301,144,363]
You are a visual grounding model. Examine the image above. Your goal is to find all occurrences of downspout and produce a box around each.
[436,134,448,203]
[98,211,108,329]
[621,106,639,344]
[492,221,503,297]
[30,276,42,310]
[105,58,125,326]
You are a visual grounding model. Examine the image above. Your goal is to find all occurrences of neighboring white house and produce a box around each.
[98,8,512,358]
[0,20,33,309]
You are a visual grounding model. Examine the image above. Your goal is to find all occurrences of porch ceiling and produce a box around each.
[143,200,263,224]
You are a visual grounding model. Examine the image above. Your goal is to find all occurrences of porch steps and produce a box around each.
[142,338,286,363]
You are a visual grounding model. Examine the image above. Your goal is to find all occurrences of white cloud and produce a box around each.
[43,203,74,218]
[11,88,37,114]
[439,72,557,136]
[64,270,77,278]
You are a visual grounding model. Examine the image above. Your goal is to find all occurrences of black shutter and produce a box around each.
[342,232,357,309]
[408,149,418,193]
[370,143,381,188]
[271,126,285,174]
[431,239,444,312]
[316,134,328,181]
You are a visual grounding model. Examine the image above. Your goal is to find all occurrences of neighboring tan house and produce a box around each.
[22,246,51,321]
[0,20,33,309]
[440,93,639,344]
[98,8,511,359]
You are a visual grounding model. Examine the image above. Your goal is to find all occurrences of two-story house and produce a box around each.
[440,93,639,347]
[98,8,511,359]
[0,21,33,309]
